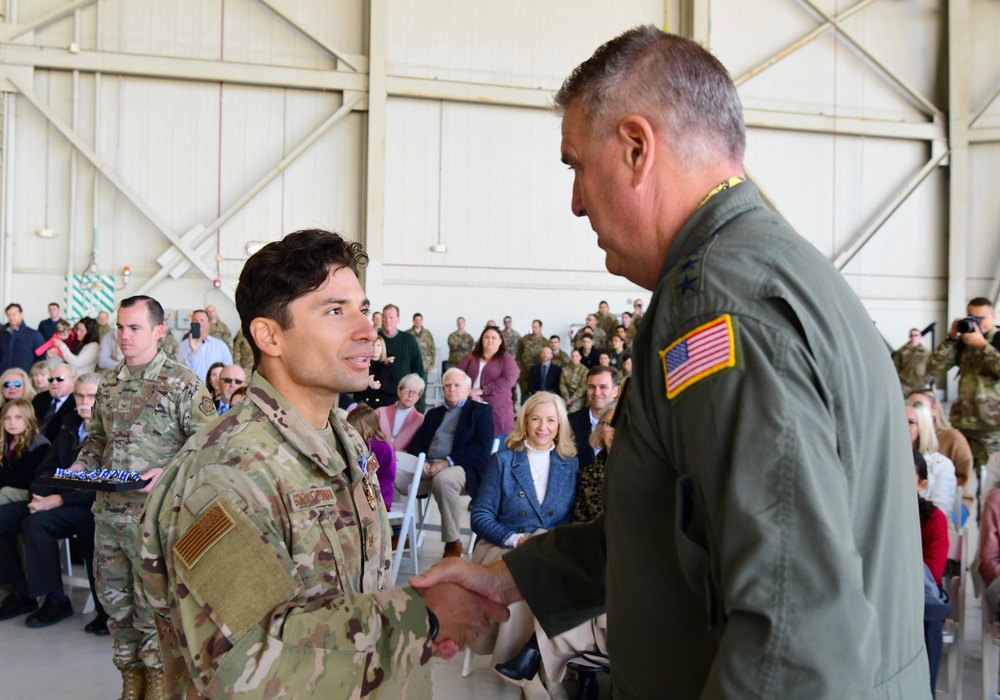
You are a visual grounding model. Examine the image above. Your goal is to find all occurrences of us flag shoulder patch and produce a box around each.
[660,315,737,400]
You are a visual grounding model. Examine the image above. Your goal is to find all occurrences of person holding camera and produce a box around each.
[175,308,233,382]
[927,296,1000,470]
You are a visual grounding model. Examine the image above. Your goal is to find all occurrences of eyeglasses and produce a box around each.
[2,381,21,388]
[221,378,245,385]
[399,388,421,396]
[48,376,69,383]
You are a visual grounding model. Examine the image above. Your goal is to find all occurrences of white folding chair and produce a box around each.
[940,526,967,699]
[61,537,95,614]
[388,452,425,587]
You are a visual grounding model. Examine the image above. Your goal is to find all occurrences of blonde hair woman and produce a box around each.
[906,398,957,521]
[0,368,36,408]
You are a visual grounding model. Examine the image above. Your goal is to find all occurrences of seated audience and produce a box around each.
[907,388,974,506]
[49,317,100,373]
[0,367,35,408]
[346,403,397,509]
[96,327,124,370]
[376,374,425,451]
[526,347,561,400]
[981,487,1000,622]
[0,399,50,506]
[469,392,578,681]
[204,362,225,402]
[906,398,958,521]
[459,326,519,438]
[916,450,950,699]
[0,373,107,631]
[407,368,493,558]
[355,336,398,408]
[215,365,246,415]
[176,309,233,379]
[577,334,599,369]
[569,366,619,470]
[32,363,77,444]
[559,349,588,413]
[28,361,52,393]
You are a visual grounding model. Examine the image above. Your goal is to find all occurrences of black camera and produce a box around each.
[957,316,981,335]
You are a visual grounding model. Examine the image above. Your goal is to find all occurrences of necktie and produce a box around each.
[541,365,548,386]
[218,404,228,416]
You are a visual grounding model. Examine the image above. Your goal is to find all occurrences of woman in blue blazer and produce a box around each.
[468,391,578,681]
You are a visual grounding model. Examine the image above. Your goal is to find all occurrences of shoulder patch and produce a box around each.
[661,315,737,400]
[174,501,235,568]
[199,396,215,416]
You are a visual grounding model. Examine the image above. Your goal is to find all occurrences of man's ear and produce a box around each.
[617,115,655,186]
[250,318,282,359]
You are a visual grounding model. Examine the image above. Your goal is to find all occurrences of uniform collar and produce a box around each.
[118,349,169,380]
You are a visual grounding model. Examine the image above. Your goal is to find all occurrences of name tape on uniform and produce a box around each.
[661,314,736,400]
[288,486,337,512]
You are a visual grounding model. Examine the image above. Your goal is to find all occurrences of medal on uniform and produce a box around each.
[358,455,378,510]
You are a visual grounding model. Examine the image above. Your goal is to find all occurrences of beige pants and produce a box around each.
[536,613,608,683]
[0,486,28,506]
[417,465,467,543]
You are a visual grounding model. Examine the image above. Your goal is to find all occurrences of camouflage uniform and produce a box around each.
[515,333,548,399]
[137,374,433,698]
[596,311,618,339]
[406,327,436,374]
[625,316,640,344]
[209,320,233,353]
[927,330,1000,468]
[559,362,588,413]
[231,328,254,375]
[76,350,215,672]
[447,330,475,368]
[98,323,115,340]
[550,349,571,368]
[574,326,607,352]
[892,343,930,396]
[158,330,178,361]
[501,328,521,355]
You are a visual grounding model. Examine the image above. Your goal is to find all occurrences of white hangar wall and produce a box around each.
[0,0,995,380]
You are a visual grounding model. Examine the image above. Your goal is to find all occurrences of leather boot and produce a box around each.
[495,634,541,682]
[120,666,146,700]
[574,669,599,700]
[145,667,165,700]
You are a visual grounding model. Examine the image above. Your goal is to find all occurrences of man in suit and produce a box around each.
[526,346,561,400]
[32,362,77,444]
[567,366,619,470]
[408,367,493,558]
[0,303,45,374]
[215,364,246,415]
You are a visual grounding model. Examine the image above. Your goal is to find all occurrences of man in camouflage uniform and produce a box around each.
[97,310,114,339]
[72,295,215,699]
[500,316,521,354]
[515,319,548,402]
[595,300,618,339]
[927,297,1000,469]
[447,316,475,368]
[231,327,254,375]
[574,314,607,351]
[892,328,930,396]
[559,348,588,412]
[205,305,233,353]
[157,329,178,360]
[549,335,571,367]
[137,229,506,699]
[406,312,436,376]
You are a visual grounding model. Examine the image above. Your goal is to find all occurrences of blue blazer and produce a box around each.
[471,447,578,547]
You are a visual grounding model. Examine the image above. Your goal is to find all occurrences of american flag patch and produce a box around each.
[660,315,736,399]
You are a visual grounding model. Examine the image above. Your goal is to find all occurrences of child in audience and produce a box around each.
[346,403,396,509]
[0,399,50,506]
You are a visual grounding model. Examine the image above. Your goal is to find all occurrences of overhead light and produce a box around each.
[430,244,448,253]
[245,241,267,256]
[36,229,57,239]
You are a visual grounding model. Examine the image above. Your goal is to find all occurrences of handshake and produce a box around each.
[410,558,521,658]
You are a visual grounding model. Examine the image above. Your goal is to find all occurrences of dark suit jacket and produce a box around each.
[31,412,95,508]
[527,363,562,399]
[408,400,493,499]
[32,392,77,445]
[568,407,597,470]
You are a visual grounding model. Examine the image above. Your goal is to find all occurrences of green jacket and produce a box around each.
[138,374,431,698]
[506,182,929,699]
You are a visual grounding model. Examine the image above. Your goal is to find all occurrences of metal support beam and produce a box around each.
[744,108,945,142]
[9,76,219,286]
[364,0,388,270]
[969,127,1000,144]
[3,0,97,41]
[137,93,364,293]
[386,75,552,110]
[255,0,361,72]
[833,149,949,270]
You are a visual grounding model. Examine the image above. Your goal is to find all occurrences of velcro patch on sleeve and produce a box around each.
[199,396,216,417]
[661,314,737,400]
[174,501,235,568]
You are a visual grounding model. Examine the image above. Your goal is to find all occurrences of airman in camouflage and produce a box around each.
[231,327,254,375]
[548,335,571,368]
[559,349,588,412]
[447,317,475,368]
[157,329,178,360]
[205,305,233,353]
[136,229,506,699]
[927,297,1000,468]
[515,320,548,400]
[73,295,215,700]
[892,328,930,396]
[595,301,618,339]
[500,316,521,354]
[574,314,607,351]
[406,313,436,374]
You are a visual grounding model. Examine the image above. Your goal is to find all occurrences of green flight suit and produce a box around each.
[505,182,929,699]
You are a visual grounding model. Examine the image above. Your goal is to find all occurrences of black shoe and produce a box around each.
[0,592,37,621]
[574,669,599,700]
[24,596,73,628]
[85,612,110,635]
[495,646,541,682]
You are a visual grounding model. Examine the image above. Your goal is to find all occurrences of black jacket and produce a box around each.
[408,400,493,499]
[31,412,95,508]
[32,392,77,445]
[568,407,597,470]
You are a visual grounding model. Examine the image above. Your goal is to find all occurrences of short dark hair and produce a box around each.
[48,303,60,309]
[473,326,507,359]
[533,319,543,327]
[236,229,368,366]
[587,364,619,386]
[549,334,561,341]
[383,304,399,315]
[503,316,512,322]
[969,297,993,309]
[192,309,208,318]
[120,296,165,327]
[4,303,21,313]
[413,313,423,320]
[599,300,608,306]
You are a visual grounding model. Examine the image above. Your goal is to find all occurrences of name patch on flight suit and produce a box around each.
[288,487,337,512]
[661,314,737,399]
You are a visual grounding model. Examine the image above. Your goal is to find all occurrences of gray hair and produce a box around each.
[554,25,745,167]
[398,373,426,394]
[442,367,472,387]
[76,373,102,389]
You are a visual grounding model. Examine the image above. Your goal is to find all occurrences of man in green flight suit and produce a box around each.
[138,229,506,699]
[414,27,929,699]
[926,296,1000,471]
